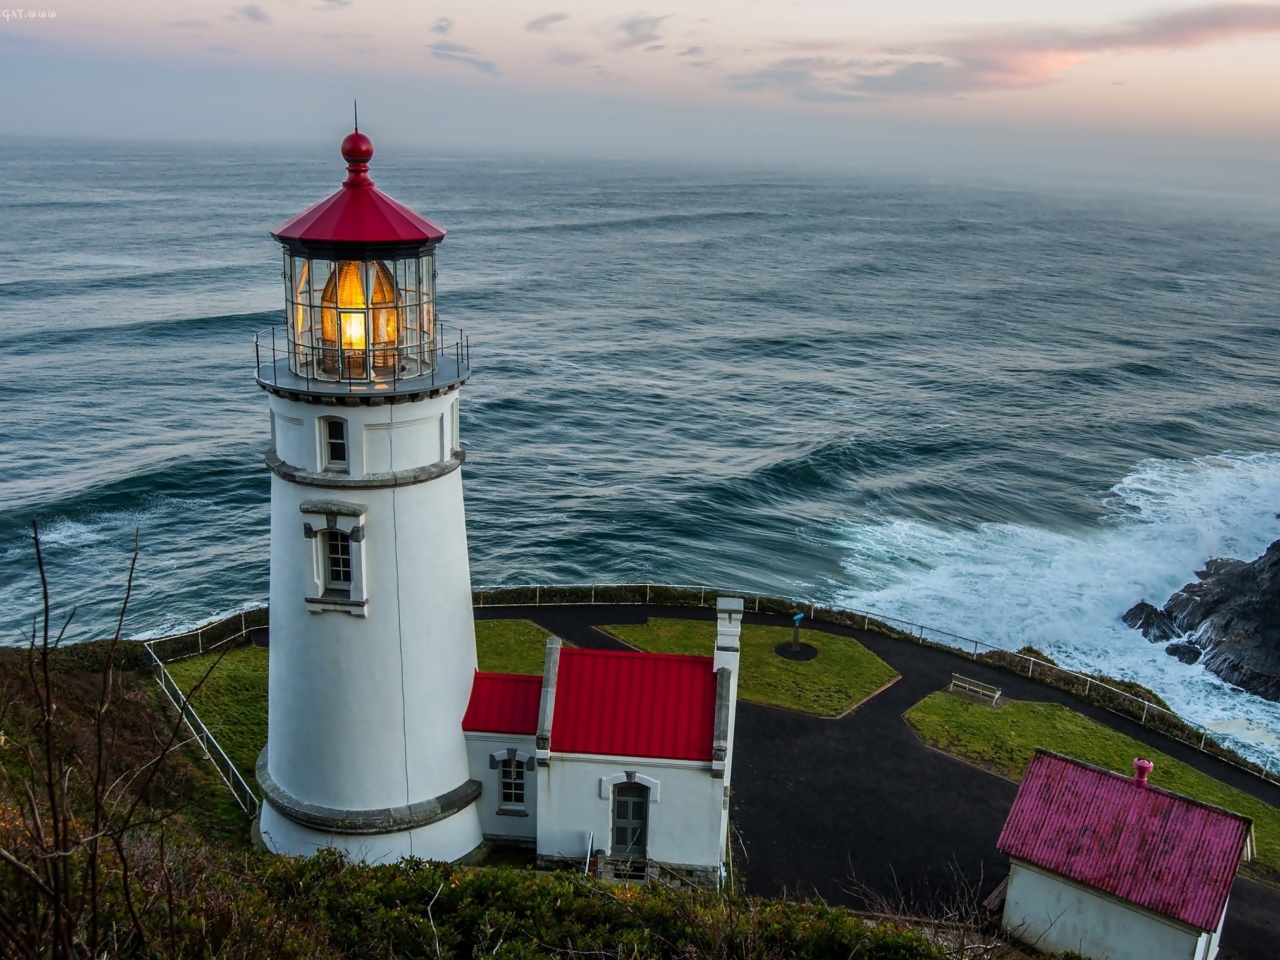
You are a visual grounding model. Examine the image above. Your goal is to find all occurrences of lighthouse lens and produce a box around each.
[339,311,367,350]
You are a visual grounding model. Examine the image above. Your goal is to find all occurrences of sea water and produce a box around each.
[2,138,1278,762]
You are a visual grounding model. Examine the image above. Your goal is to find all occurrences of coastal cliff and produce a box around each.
[1123,540,1280,701]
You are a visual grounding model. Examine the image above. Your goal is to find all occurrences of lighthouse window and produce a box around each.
[322,418,348,471]
[499,758,525,806]
[324,531,352,595]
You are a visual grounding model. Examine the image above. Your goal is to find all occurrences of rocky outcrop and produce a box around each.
[1121,539,1280,702]
[1121,601,1179,642]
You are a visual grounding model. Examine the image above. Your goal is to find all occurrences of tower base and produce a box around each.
[258,802,485,864]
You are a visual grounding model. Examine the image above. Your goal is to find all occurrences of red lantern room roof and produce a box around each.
[272,130,445,257]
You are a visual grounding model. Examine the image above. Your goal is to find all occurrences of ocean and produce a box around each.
[2,137,1279,763]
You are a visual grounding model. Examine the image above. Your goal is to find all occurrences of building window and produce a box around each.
[324,531,352,596]
[500,759,525,806]
[322,417,348,472]
[612,783,648,859]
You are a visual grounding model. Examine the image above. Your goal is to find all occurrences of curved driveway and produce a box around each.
[477,603,1280,960]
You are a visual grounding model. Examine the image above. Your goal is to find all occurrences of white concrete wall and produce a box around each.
[1002,860,1209,960]
[464,733,538,842]
[259,796,483,864]
[535,754,725,869]
[712,599,741,859]
[264,390,482,863]
[271,395,458,477]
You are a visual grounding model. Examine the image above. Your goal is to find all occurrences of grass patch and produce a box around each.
[905,692,1280,882]
[603,619,898,718]
[475,618,553,675]
[166,644,269,791]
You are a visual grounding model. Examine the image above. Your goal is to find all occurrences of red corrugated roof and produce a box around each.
[462,673,541,735]
[273,131,445,248]
[553,649,715,761]
[997,750,1252,932]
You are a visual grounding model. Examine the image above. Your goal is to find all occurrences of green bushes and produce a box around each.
[267,852,947,960]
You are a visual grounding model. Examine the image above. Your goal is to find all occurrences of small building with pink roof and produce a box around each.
[996,750,1255,960]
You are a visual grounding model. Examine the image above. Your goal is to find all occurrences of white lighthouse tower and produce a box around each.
[254,129,484,863]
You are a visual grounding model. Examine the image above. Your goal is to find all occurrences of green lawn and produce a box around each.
[602,619,898,718]
[906,691,1280,882]
[474,618,553,675]
[166,644,269,790]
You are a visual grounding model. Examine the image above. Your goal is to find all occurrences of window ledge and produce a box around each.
[305,595,368,617]
[307,592,363,606]
[495,806,529,818]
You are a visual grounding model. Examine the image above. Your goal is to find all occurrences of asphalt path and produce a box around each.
[477,602,1280,960]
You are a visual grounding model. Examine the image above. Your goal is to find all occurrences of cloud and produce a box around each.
[168,20,211,29]
[549,49,591,66]
[527,13,568,33]
[614,15,669,50]
[231,5,271,24]
[730,57,869,102]
[429,41,499,75]
[432,17,452,35]
[644,44,665,52]
[677,46,703,56]
[315,0,351,8]
[738,3,1280,101]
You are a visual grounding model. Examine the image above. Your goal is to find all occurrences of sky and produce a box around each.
[3,2,1280,179]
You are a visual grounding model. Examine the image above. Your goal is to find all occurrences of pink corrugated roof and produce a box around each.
[997,750,1252,932]
[462,672,541,735]
[552,649,715,761]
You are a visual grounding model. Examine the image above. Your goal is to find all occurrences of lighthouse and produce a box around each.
[253,129,484,863]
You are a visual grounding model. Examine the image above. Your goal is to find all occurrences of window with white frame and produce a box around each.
[321,417,349,472]
[324,530,352,597]
[500,758,525,806]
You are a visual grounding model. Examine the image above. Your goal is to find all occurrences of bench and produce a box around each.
[949,674,1001,706]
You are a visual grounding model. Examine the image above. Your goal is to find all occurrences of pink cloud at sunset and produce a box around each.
[735,3,1280,99]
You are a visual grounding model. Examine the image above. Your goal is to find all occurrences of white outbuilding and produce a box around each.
[997,750,1254,960]
[462,598,743,887]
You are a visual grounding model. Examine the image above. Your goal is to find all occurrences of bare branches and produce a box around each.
[0,522,180,959]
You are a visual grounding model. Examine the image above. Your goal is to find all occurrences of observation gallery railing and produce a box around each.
[253,323,470,394]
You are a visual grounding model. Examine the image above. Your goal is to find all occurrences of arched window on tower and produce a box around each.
[324,530,353,598]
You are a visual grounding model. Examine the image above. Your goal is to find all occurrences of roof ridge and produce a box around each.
[564,647,713,663]
[1031,749,1253,825]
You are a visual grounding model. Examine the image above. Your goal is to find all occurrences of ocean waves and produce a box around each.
[3,139,1280,759]
[832,451,1280,761]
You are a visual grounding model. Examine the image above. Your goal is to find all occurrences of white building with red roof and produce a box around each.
[462,598,742,886]
[996,750,1255,960]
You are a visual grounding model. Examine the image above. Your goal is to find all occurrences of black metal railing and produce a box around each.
[254,323,470,394]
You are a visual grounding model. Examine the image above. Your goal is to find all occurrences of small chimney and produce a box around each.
[1134,758,1154,788]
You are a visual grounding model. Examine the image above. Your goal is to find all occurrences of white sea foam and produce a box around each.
[835,451,1280,766]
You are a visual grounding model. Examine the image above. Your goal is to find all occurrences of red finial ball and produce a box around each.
[341,130,374,163]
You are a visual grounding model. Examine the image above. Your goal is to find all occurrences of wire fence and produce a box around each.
[142,611,263,817]
[472,582,1280,788]
[133,583,1279,818]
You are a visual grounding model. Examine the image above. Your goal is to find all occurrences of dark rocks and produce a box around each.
[1122,539,1280,702]
[1122,601,1180,643]
[1165,641,1202,665]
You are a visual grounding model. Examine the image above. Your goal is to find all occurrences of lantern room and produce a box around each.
[262,130,462,391]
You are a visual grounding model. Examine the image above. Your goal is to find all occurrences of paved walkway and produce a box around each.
[478,603,1280,960]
